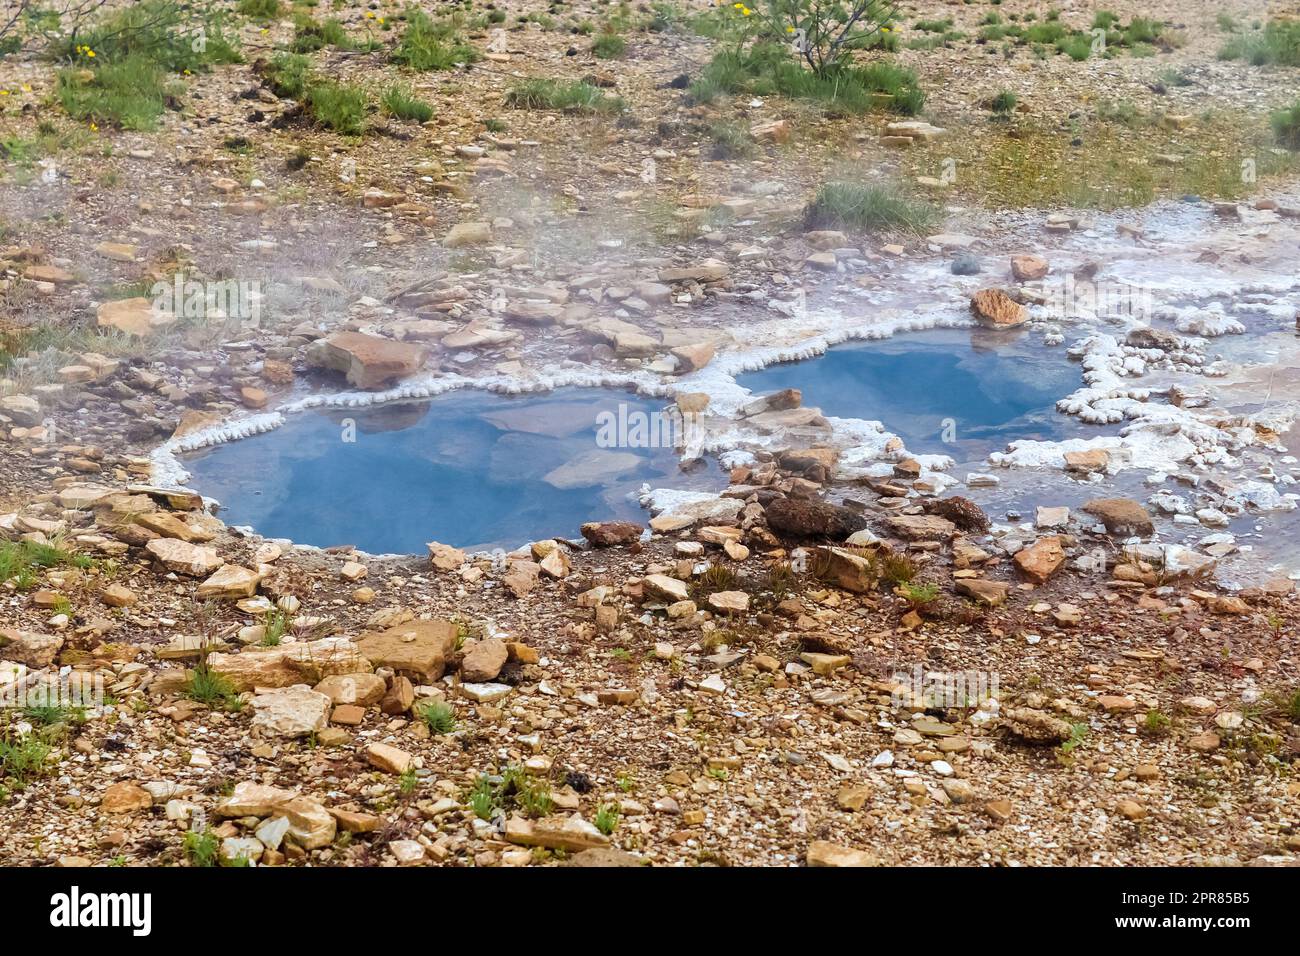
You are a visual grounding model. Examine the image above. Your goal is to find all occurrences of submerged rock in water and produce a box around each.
[543,449,642,489]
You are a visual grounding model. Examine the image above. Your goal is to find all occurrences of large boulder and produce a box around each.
[251,685,331,738]
[145,538,223,577]
[969,288,1028,328]
[0,628,63,667]
[353,619,458,683]
[1013,536,1066,583]
[882,514,957,542]
[460,638,508,683]
[215,783,335,849]
[581,521,643,547]
[812,546,878,593]
[0,394,42,427]
[1082,498,1154,537]
[306,331,428,389]
[208,637,372,692]
[97,297,177,336]
[1009,254,1049,281]
[765,498,866,539]
[923,496,990,532]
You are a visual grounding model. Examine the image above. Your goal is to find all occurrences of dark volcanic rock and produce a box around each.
[764,498,867,539]
[581,521,644,547]
[924,496,991,532]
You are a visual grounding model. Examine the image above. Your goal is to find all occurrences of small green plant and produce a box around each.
[694,562,737,595]
[1058,722,1089,756]
[468,777,497,820]
[21,704,86,727]
[417,698,456,735]
[593,802,620,835]
[261,609,290,646]
[899,582,939,607]
[382,84,434,122]
[264,52,311,98]
[706,120,755,159]
[291,15,378,52]
[183,827,220,867]
[879,552,918,586]
[398,767,418,795]
[1141,709,1172,736]
[803,182,941,234]
[184,649,240,710]
[57,57,178,131]
[466,765,554,820]
[505,78,624,113]
[1271,687,1300,722]
[616,772,636,792]
[989,89,1018,113]
[761,562,797,603]
[1219,18,1300,66]
[0,732,51,788]
[0,540,94,590]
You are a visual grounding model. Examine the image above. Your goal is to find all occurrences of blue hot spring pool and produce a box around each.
[183,388,720,554]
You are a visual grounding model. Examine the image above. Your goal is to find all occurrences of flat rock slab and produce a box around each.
[354,619,458,682]
[307,331,428,389]
[209,637,371,692]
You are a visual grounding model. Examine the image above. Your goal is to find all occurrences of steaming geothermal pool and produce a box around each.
[183,388,721,554]
[737,328,1095,463]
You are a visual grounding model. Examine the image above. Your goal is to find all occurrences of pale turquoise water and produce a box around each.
[738,329,1090,460]
[184,388,718,554]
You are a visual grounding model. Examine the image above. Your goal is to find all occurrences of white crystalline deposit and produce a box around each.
[1172,307,1245,338]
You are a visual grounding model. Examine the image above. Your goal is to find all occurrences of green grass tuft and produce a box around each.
[391,9,480,71]
[57,56,178,130]
[803,182,941,234]
[0,732,52,788]
[505,78,624,113]
[592,32,626,59]
[417,698,457,734]
[382,84,434,122]
[237,0,282,20]
[1271,100,1300,150]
